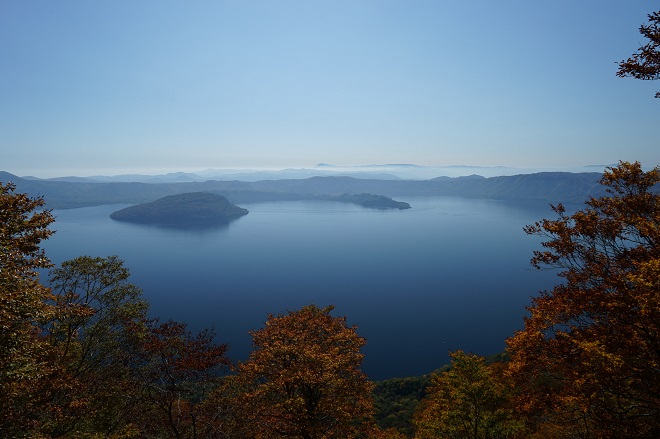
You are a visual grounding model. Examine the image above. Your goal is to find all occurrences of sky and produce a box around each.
[1,0,658,178]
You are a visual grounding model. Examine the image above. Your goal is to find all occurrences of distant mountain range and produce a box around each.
[0,170,611,210]
[18,163,617,183]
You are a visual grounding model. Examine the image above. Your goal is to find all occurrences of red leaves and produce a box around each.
[137,319,231,438]
[141,319,230,376]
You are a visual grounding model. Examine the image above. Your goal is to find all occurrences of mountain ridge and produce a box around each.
[0,170,608,210]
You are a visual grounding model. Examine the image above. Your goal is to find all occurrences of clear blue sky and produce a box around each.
[1,0,658,177]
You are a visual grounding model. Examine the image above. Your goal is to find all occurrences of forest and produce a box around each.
[1,160,658,438]
[0,169,608,211]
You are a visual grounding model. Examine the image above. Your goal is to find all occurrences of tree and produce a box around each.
[39,256,232,438]
[414,351,524,439]
[1,183,233,438]
[617,11,660,97]
[0,182,54,437]
[236,304,375,439]
[199,375,258,439]
[136,319,231,439]
[38,255,151,437]
[506,162,660,438]
[373,374,431,436]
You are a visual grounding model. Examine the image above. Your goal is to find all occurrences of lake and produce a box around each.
[42,196,558,380]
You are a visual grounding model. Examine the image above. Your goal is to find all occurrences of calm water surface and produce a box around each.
[43,196,557,380]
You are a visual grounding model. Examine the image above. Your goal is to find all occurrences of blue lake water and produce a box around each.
[42,196,558,380]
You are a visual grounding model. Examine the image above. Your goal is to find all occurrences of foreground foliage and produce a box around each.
[0,182,54,437]
[507,162,660,438]
[136,319,231,438]
[39,255,150,437]
[414,351,523,439]
[235,305,376,438]
[373,375,431,436]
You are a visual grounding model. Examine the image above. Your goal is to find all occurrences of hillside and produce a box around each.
[110,192,248,225]
[0,170,608,209]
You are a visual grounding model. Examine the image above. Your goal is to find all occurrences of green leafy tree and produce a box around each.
[236,304,375,439]
[506,162,660,438]
[373,375,431,437]
[45,255,149,369]
[0,182,54,437]
[414,351,523,439]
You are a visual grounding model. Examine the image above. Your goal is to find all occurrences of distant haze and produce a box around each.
[1,1,658,177]
[13,163,617,181]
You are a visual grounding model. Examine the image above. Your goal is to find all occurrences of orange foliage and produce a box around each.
[236,304,375,438]
[0,182,54,437]
[506,162,660,437]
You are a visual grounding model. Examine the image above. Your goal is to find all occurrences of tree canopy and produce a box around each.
[414,350,523,439]
[236,304,375,439]
[618,11,660,97]
[0,183,235,438]
[506,161,660,438]
[0,182,54,437]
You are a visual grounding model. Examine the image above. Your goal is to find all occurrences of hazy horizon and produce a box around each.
[3,161,619,180]
[2,1,658,178]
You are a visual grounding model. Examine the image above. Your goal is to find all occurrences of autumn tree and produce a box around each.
[0,183,232,438]
[236,304,375,439]
[136,319,231,439]
[199,375,258,438]
[36,255,151,436]
[617,11,660,97]
[37,256,232,438]
[506,162,660,438]
[414,351,524,439]
[0,182,55,437]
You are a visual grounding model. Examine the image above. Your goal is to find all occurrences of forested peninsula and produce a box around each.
[110,192,249,225]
